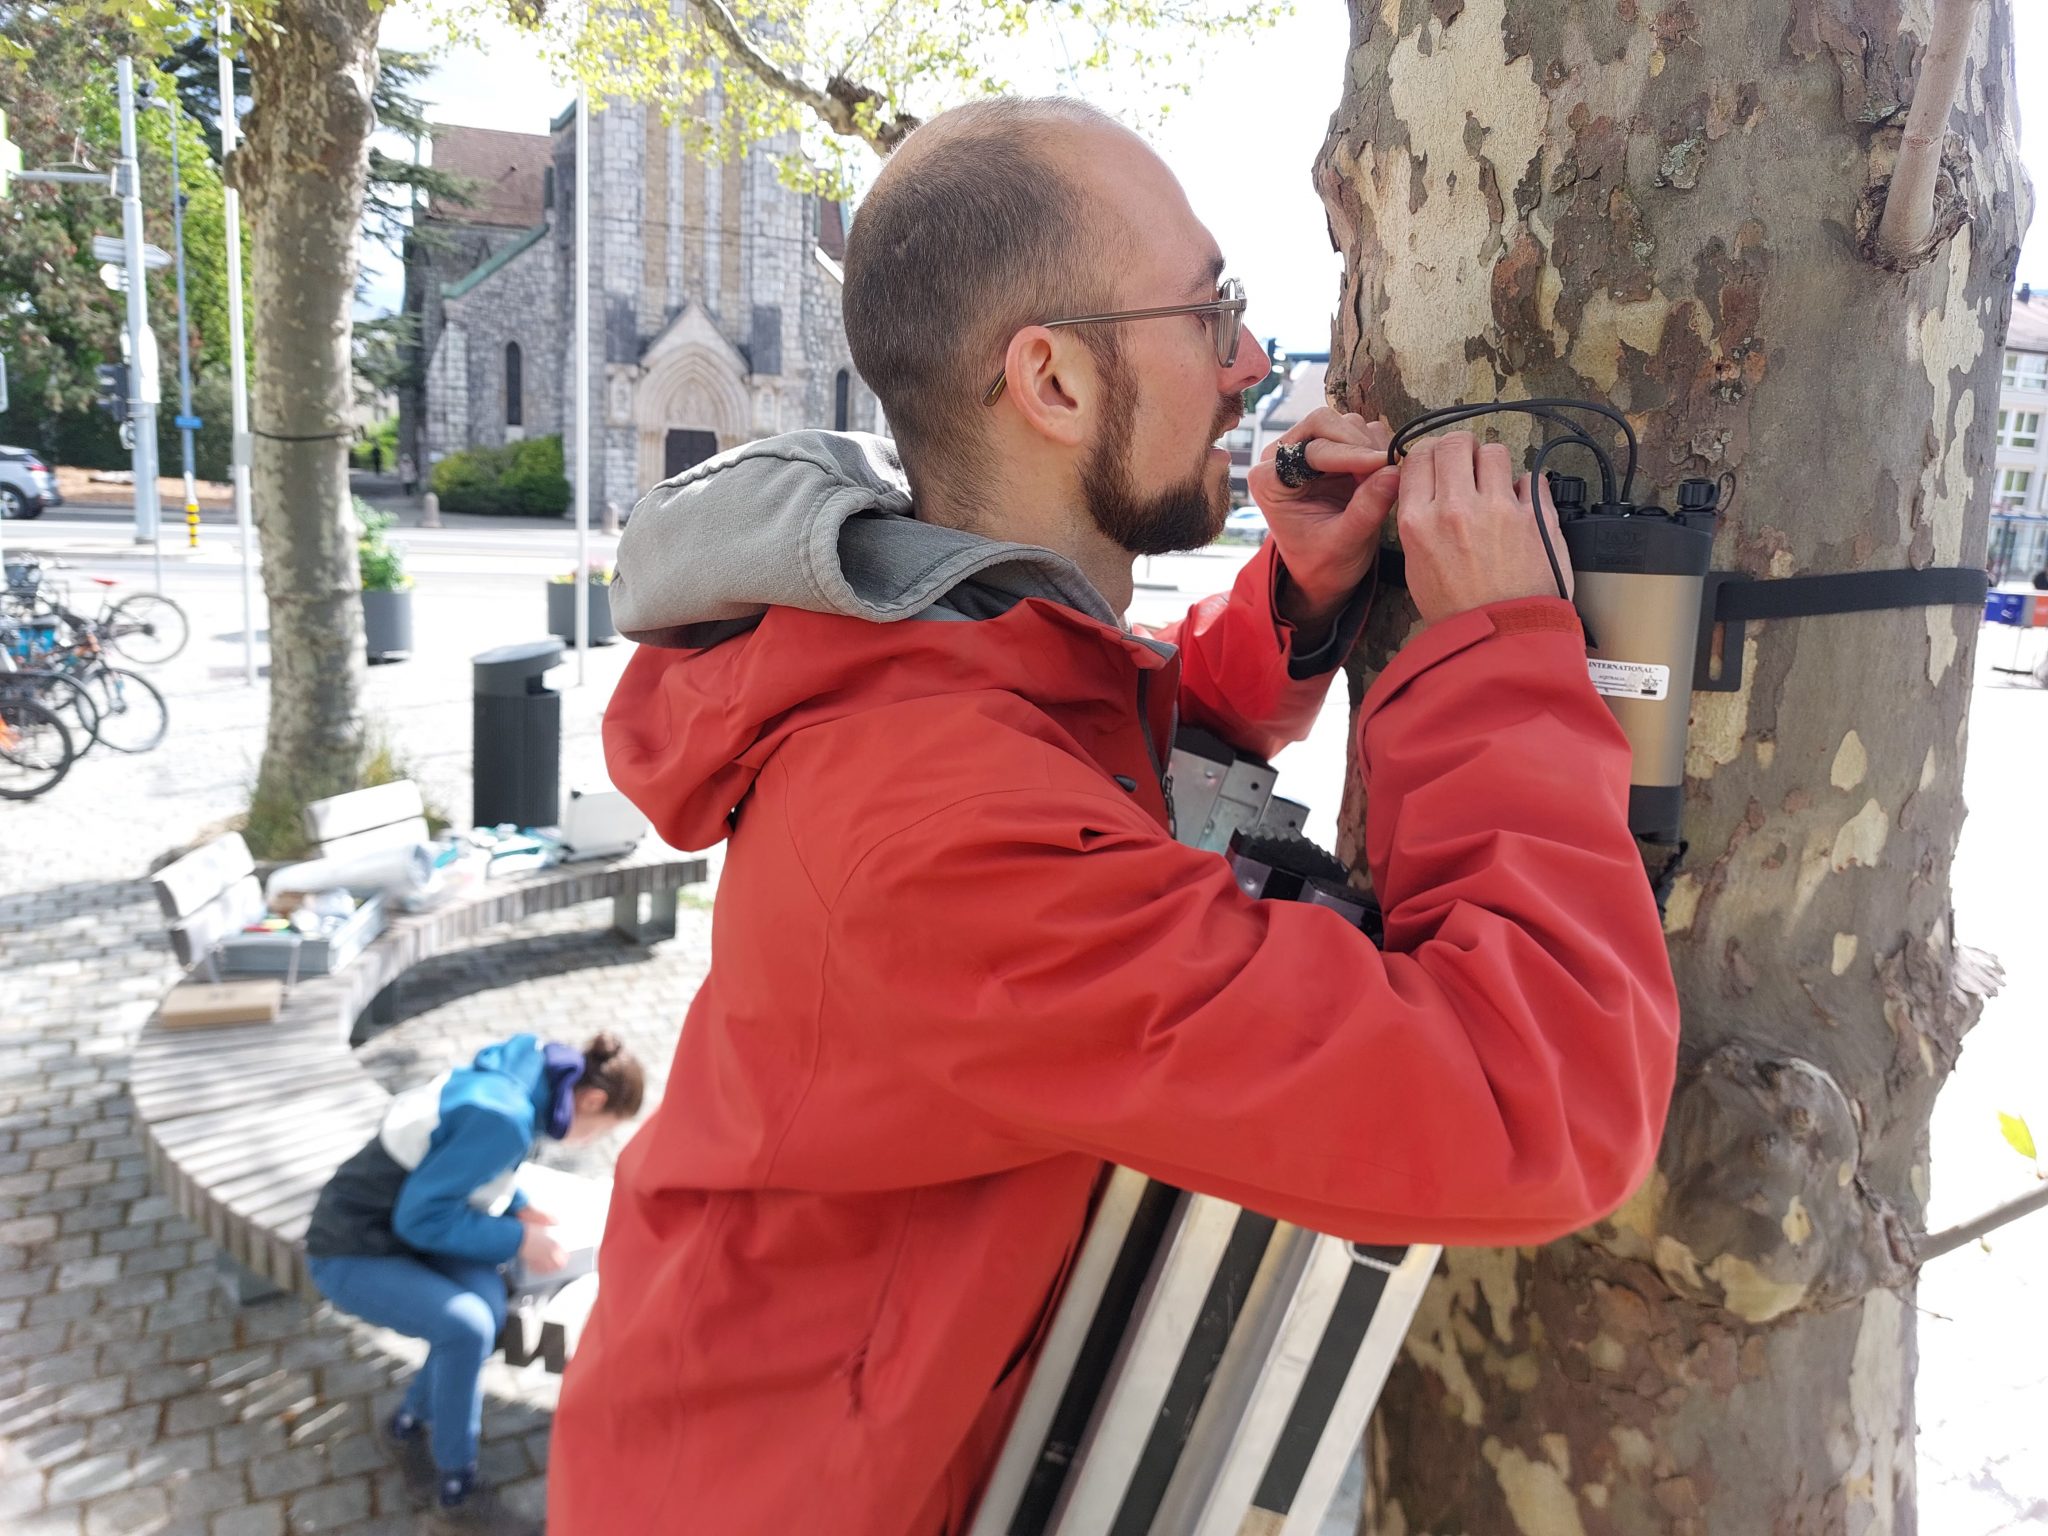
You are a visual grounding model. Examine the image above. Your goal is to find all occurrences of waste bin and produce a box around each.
[473,640,564,829]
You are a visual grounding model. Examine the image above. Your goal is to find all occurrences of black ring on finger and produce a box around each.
[1274,441,1322,490]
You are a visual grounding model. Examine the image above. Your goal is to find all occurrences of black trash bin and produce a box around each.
[472,640,564,829]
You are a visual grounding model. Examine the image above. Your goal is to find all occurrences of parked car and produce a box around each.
[0,448,62,520]
[1220,506,1268,545]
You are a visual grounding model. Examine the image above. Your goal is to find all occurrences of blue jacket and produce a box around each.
[305,1035,584,1263]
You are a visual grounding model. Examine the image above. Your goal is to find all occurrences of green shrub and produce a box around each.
[355,497,411,592]
[429,435,568,517]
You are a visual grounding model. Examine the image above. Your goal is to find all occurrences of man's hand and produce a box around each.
[518,1222,569,1277]
[515,1206,557,1229]
[1247,408,1401,633]
[1395,430,1572,627]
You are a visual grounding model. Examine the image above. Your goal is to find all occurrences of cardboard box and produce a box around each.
[158,980,284,1029]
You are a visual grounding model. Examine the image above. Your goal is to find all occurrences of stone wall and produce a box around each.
[440,228,562,459]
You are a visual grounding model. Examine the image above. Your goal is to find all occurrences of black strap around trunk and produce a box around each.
[1695,566,1987,690]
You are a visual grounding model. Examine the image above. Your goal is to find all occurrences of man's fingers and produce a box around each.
[1302,443,1390,478]
[1433,431,1478,505]
[1284,407,1376,448]
[1477,442,1514,502]
[1401,433,1437,508]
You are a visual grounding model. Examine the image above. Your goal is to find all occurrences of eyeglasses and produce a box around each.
[982,278,1248,406]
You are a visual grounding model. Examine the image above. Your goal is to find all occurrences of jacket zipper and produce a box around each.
[1134,668,1177,838]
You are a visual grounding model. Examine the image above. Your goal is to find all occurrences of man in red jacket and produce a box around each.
[551,96,1679,1533]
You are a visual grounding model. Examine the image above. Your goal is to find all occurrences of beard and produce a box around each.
[1081,349,1241,558]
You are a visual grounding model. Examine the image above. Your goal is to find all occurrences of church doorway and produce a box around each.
[665,429,719,479]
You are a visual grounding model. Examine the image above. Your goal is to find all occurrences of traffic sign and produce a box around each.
[174,414,203,431]
[92,234,171,269]
[0,110,21,202]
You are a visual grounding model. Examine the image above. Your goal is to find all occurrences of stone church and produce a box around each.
[399,102,875,519]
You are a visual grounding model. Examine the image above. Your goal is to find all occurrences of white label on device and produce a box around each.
[1588,658,1670,701]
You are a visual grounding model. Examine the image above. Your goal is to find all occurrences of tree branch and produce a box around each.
[1874,0,1978,267]
[1915,1177,2048,1263]
[693,0,918,154]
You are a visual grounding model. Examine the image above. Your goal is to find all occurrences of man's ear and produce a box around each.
[573,1085,609,1116]
[1000,327,1094,449]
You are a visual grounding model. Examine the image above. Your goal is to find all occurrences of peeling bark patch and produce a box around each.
[1483,1437,1589,1536]
[1830,730,1867,789]
[1844,1287,1908,1530]
[1831,797,1889,870]
[1784,0,1919,124]
[1832,933,1859,975]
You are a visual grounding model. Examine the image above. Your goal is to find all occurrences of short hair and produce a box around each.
[842,97,1132,510]
[580,1031,645,1119]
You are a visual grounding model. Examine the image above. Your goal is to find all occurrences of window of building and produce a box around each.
[834,369,851,432]
[1997,467,2034,511]
[2003,350,2048,390]
[1999,409,2042,449]
[505,342,523,428]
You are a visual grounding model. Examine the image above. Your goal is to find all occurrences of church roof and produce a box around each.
[430,125,553,227]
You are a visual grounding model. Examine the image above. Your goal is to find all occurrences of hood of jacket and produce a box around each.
[603,431,1172,853]
[469,1034,586,1140]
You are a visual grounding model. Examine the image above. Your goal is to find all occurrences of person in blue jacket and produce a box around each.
[305,1031,645,1531]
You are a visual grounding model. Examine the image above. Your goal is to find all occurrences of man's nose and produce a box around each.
[1221,323,1268,393]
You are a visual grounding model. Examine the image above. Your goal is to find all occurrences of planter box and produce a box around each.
[363,588,414,662]
[547,581,616,646]
[218,892,388,978]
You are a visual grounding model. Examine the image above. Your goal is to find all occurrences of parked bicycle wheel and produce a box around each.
[8,670,102,754]
[105,592,190,664]
[85,665,168,753]
[0,696,76,799]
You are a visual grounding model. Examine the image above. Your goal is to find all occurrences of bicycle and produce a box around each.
[3,615,167,754]
[3,554,189,665]
[0,641,103,754]
[0,693,76,799]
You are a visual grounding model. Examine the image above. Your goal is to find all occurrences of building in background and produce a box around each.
[399,103,873,518]
[1993,284,2048,583]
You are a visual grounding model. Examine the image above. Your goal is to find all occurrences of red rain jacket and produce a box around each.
[552,540,1679,1535]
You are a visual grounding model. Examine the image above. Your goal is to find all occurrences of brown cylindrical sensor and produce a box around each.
[1561,510,1717,841]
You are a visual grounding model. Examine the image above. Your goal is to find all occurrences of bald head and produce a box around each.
[842,97,1146,509]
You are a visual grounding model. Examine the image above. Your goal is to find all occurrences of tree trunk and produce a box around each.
[240,0,381,851]
[1313,1,2028,1529]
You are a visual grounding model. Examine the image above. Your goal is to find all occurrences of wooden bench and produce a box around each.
[130,785,703,1367]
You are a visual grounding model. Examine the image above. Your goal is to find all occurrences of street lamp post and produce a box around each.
[218,4,256,686]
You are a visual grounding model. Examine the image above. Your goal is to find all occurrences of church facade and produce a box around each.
[399,105,875,520]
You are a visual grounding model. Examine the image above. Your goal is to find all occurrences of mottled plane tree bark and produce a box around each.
[1312,1,2028,1530]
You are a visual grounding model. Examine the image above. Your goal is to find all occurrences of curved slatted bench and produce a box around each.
[132,848,704,1306]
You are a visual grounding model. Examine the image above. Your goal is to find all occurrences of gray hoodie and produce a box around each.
[609,431,1121,649]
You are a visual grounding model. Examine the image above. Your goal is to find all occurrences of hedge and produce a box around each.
[429,435,571,517]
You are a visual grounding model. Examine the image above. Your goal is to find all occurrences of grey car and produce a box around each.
[0,446,62,519]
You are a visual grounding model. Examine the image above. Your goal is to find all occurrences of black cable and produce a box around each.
[1390,406,1614,504]
[1390,397,1638,502]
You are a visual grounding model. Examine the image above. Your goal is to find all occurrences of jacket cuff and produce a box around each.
[1270,553,1376,681]
[1360,596,1584,719]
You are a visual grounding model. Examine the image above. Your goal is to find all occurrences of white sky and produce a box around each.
[363,1,2048,349]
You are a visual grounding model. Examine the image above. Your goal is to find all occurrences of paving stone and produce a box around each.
[162,1394,237,1438]
[54,1377,128,1420]
[249,1447,328,1500]
[168,1468,250,1520]
[96,1334,171,1375]
[88,1403,165,1454]
[212,1502,286,1536]
[129,1434,213,1485]
[10,1419,90,1468]
[12,1507,84,1536]
[0,1213,60,1243]
[0,1320,69,1362]
[286,1477,371,1533]
[165,1321,238,1364]
[46,1450,133,1503]
[130,1363,209,1405]
[25,1349,101,1391]
[29,1288,101,1326]
[83,1484,170,1536]
[0,1264,55,1300]
[211,1420,288,1465]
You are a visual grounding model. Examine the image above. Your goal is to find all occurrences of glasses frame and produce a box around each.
[981,278,1247,406]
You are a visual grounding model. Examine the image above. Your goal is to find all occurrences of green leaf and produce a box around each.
[1998,1111,2038,1162]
